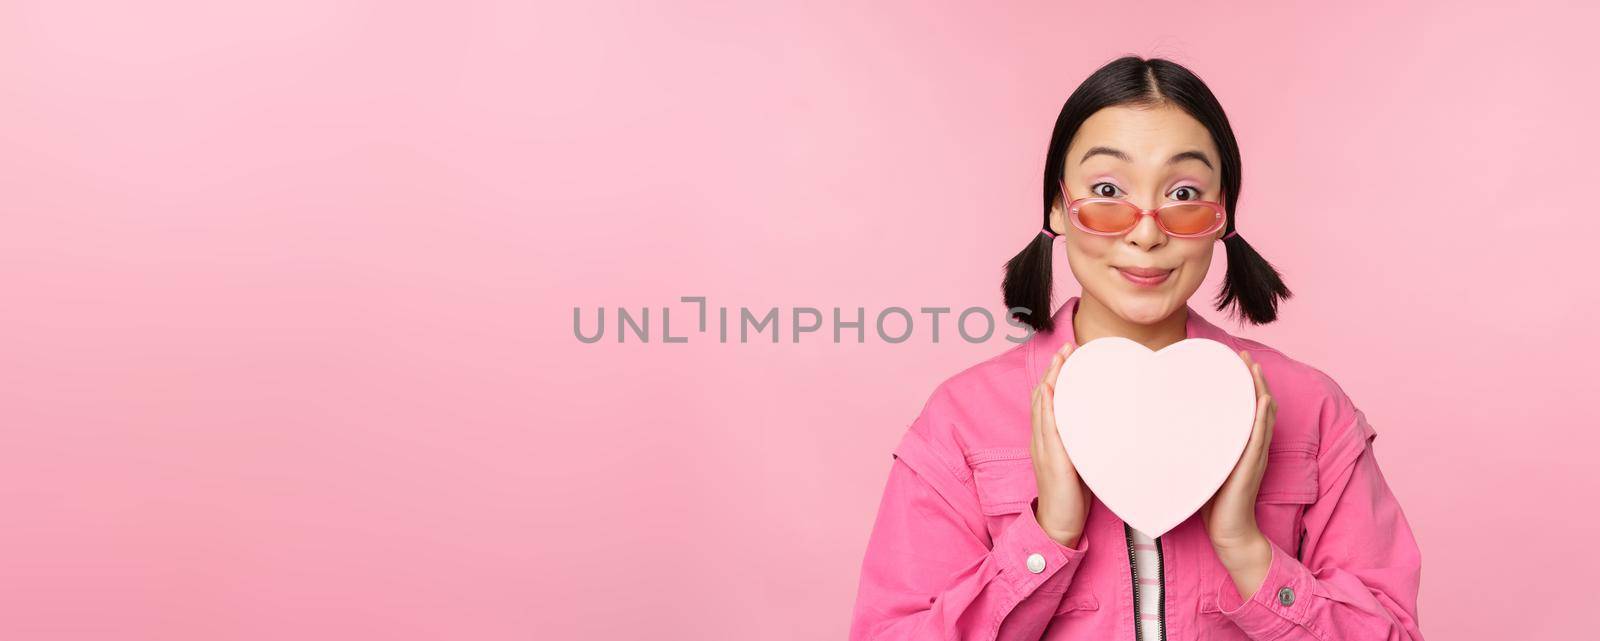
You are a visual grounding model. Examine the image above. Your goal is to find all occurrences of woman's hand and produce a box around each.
[1031,342,1093,548]
[1199,350,1277,597]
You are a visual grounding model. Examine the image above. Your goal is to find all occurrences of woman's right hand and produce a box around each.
[1031,341,1093,548]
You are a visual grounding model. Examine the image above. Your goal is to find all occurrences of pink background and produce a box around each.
[2,1,1595,639]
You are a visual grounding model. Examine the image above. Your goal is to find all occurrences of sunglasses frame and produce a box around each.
[1058,178,1229,239]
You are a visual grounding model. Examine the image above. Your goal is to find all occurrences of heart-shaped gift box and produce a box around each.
[1051,336,1257,538]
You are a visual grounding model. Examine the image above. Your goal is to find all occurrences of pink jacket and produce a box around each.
[849,296,1424,641]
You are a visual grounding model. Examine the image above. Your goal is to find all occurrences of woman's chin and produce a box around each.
[1100,286,1178,324]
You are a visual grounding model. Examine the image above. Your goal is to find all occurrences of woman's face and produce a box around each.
[1049,103,1228,326]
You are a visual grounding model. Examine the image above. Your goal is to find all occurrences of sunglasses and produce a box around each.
[1059,179,1228,238]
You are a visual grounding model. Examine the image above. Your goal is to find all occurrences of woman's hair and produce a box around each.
[1003,56,1292,333]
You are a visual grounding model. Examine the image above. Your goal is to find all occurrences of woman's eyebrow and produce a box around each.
[1079,146,1214,170]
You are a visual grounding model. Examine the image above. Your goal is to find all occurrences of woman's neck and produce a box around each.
[1071,294,1188,352]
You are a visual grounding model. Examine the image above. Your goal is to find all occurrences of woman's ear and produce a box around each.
[1049,201,1067,236]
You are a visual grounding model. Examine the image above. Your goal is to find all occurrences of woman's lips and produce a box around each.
[1115,266,1173,287]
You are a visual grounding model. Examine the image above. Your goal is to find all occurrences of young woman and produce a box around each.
[848,57,1424,641]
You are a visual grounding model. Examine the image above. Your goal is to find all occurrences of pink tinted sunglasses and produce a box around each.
[1059,179,1229,238]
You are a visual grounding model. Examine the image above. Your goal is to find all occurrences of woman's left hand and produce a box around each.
[1199,350,1277,558]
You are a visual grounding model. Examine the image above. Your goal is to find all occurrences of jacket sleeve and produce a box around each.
[849,407,1090,641]
[1212,398,1425,641]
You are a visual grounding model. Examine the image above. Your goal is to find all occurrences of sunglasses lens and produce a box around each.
[1074,200,1222,235]
[1159,204,1220,235]
[1077,201,1139,233]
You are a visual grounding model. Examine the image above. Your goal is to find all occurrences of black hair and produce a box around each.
[1003,55,1292,333]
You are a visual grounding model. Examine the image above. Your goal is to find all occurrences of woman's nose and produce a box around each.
[1123,211,1168,246]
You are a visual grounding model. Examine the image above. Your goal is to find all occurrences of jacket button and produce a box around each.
[1026,553,1047,574]
[1277,587,1295,606]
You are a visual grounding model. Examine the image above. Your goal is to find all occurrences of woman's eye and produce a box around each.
[1170,186,1200,201]
[1091,182,1120,198]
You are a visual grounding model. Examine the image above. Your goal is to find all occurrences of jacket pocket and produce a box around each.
[1256,445,1319,561]
[966,448,1037,517]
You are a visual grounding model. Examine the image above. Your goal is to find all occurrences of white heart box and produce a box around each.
[1051,336,1257,538]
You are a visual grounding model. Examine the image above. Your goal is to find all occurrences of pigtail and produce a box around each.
[1002,233,1056,332]
[1215,232,1293,325]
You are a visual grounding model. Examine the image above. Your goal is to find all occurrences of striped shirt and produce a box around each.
[1130,525,1163,640]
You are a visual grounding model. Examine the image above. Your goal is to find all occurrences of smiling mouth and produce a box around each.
[1114,266,1173,286]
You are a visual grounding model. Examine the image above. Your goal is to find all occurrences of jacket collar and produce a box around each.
[1026,295,1238,383]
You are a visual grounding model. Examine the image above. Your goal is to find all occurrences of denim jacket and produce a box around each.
[849,296,1424,641]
